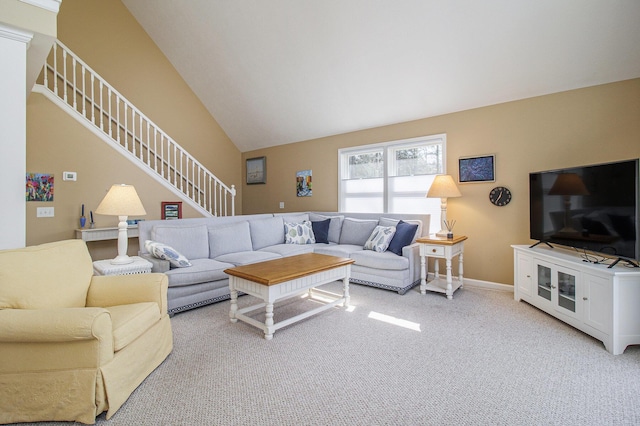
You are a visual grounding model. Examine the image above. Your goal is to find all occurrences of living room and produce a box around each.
[15,0,639,288]
[2,0,640,424]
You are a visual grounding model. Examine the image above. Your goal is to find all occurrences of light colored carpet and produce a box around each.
[30,282,640,425]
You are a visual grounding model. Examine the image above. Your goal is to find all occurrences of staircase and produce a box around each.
[33,40,235,217]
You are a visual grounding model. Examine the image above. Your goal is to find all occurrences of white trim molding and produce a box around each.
[427,273,513,293]
[19,0,62,13]
[0,24,33,46]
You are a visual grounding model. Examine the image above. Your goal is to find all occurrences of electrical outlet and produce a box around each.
[37,207,55,217]
[279,202,284,209]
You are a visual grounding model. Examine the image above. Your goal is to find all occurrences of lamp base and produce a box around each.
[110,254,134,265]
[435,229,449,238]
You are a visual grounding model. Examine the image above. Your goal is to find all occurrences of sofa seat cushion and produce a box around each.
[259,244,314,257]
[165,258,234,287]
[215,251,281,266]
[106,302,160,352]
[349,250,409,271]
[313,244,364,258]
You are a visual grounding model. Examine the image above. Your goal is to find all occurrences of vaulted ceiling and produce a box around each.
[122,1,640,152]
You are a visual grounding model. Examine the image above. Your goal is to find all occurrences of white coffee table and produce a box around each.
[225,253,354,340]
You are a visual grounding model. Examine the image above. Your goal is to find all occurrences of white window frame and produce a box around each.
[338,134,446,233]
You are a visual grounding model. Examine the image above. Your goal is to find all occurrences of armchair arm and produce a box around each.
[87,273,168,314]
[0,307,111,343]
[0,308,114,372]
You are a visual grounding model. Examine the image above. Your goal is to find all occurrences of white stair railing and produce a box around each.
[38,40,235,217]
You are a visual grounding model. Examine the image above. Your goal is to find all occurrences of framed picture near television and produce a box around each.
[161,201,182,220]
[459,154,495,183]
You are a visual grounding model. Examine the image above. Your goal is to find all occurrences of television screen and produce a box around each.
[529,159,639,261]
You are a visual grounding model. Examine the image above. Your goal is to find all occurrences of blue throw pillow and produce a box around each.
[311,219,331,244]
[387,220,419,256]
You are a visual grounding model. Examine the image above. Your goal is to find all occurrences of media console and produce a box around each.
[512,244,640,355]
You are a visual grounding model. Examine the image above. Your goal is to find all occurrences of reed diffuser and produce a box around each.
[444,219,456,239]
[80,204,86,228]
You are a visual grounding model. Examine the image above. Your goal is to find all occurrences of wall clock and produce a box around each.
[489,186,512,206]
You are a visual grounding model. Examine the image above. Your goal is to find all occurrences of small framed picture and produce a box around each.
[459,154,495,183]
[161,201,182,220]
[246,156,266,184]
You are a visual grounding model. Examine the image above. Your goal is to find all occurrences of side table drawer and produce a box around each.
[424,245,445,257]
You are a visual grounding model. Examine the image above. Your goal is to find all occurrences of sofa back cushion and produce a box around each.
[208,221,253,258]
[309,213,344,243]
[249,216,285,250]
[339,218,379,246]
[151,224,209,260]
[0,240,93,309]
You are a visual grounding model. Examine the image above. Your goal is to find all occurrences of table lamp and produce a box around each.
[95,184,147,264]
[549,173,589,233]
[426,175,462,237]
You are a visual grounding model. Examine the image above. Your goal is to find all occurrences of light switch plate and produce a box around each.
[37,207,55,217]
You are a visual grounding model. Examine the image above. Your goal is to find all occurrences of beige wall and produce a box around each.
[55,0,241,207]
[25,0,241,259]
[242,79,640,285]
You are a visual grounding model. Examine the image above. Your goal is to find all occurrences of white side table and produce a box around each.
[93,256,153,276]
[417,235,467,299]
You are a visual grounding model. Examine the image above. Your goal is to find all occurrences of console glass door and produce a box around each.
[557,271,576,313]
[537,264,551,301]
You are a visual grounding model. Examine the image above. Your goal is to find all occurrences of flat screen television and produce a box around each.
[529,159,639,266]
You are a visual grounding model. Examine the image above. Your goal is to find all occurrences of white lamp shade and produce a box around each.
[96,184,147,216]
[426,175,462,198]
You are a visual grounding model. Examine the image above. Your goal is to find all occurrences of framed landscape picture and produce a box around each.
[246,156,266,184]
[459,154,495,183]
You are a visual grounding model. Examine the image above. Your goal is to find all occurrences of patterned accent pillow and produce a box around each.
[145,240,192,268]
[363,226,397,253]
[284,221,316,245]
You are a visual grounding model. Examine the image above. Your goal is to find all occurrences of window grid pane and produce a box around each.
[339,134,446,233]
[390,144,443,177]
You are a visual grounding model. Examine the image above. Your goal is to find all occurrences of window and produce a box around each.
[339,134,446,234]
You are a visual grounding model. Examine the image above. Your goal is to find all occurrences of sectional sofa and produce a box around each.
[137,212,430,315]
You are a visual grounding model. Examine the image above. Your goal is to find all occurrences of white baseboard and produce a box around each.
[426,273,513,293]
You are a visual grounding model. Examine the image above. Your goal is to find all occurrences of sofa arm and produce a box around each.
[140,253,170,273]
[87,273,169,315]
[0,307,111,343]
[402,243,422,283]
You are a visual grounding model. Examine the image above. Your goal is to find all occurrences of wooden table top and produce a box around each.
[416,235,468,245]
[224,253,354,286]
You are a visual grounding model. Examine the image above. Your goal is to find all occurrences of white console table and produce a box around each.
[513,244,640,355]
[75,225,138,242]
